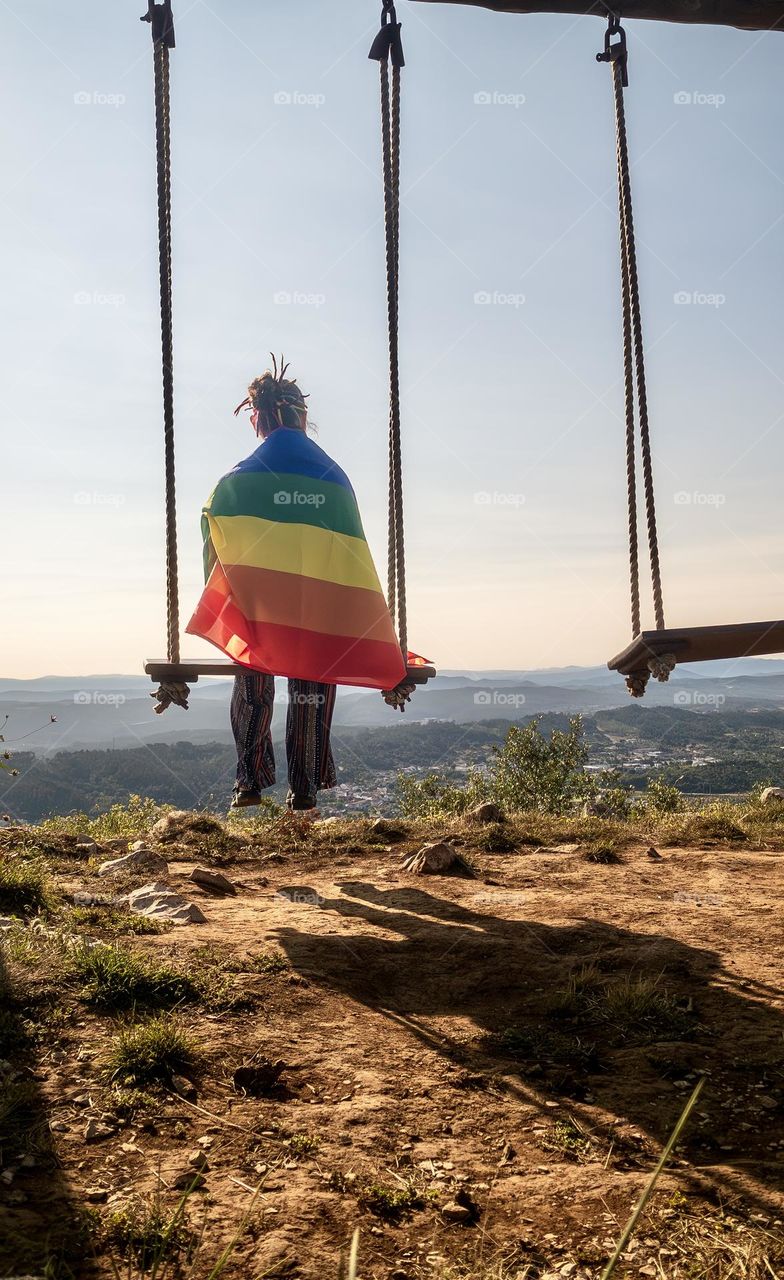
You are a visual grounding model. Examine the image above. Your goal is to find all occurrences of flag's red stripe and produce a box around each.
[207,562,399,646]
[187,588,406,689]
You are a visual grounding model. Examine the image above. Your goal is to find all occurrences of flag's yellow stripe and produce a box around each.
[206,513,384,594]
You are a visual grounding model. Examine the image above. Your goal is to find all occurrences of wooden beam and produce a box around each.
[412,0,784,33]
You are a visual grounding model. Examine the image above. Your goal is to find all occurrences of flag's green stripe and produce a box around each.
[209,471,364,539]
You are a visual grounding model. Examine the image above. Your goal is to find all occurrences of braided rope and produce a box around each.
[615,102,641,640]
[378,56,407,659]
[611,58,665,634]
[152,35,179,665]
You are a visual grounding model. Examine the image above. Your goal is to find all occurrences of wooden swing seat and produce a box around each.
[144,659,437,687]
[608,620,784,678]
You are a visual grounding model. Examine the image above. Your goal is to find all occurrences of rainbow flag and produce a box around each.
[186,428,407,690]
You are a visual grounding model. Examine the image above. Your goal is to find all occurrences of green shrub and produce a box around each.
[488,717,590,816]
[397,770,487,819]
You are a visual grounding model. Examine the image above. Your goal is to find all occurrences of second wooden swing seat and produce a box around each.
[594,16,784,697]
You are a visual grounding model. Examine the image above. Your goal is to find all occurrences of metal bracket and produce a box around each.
[596,16,628,86]
[141,0,175,49]
[369,1,405,68]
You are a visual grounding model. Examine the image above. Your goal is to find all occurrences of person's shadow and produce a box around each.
[0,947,89,1277]
[274,881,784,1214]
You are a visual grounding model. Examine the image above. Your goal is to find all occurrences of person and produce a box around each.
[186,357,407,812]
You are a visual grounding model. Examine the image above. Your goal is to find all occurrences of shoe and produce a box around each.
[230,788,263,810]
[287,791,317,812]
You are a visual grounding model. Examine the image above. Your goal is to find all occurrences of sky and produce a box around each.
[2,0,784,678]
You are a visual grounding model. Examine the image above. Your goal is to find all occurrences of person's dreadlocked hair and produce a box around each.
[234,354,309,437]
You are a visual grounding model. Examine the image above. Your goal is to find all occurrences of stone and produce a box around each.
[189,866,237,896]
[151,809,229,844]
[465,802,504,825]
[104,837,130,853]
[125,882,206,925]
[646,846,663,861]
[760,786,784,805]
[172,1169,206,1190]
[84,1118,116,1144]
[85,1187,109,1203]
[440,1201,473,1224]
[188,1149,210,1171]
[402,842,457,875]
[74,838,99,853]
[171,1074,197,1100]
[98,848,169,879]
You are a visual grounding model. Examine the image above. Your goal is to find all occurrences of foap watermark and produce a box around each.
[74,90,126,108]
[73,691,127,707]
[673,690,726,708]
[674,490,725,507]
[74,490,126,507]
[674,290,725,308]
[273,490,325,508]
[474,90,526,108]
[288,691,327,711]
[474,290,525,308]
[273,90,325,108]
[74,290,126,308]
[474,491,526,508]
[276,886,324,906]
[474,690,527,709]
[673,90,725,108]
[273,290,325,308]
[674,890,724,907]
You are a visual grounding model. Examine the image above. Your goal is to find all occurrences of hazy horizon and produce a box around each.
[4,1,784,678]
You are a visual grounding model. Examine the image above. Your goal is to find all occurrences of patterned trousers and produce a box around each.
[230,673,337,807]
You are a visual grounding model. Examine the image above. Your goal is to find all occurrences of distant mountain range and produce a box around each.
[4,659,784,752]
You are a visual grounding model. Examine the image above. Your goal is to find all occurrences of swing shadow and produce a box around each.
[0,945,89,1278]
[273,881,784,1215]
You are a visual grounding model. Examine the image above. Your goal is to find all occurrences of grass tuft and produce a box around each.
[106,1013,197,1088]
[0,857,55,916]
[69,941,200,1010]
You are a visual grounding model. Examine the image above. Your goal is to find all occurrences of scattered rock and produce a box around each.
[646,846,663,861]
[466,801,504,825]
[151,809,237,845]
[189,866,237,896]
[98,848,169,879]
[760,786,784,805]
[402,842,458,875]
[125,882,206,926]
[74,838,99,854]
[370,817,406,840]
[104,837,131,853]
[440,1185,480,1225]
[188,1149,210,1171]
[233,1060,286,1096]
[172,1169,206,1190]
[84,1118,116,1144]
[171,1074,197,1100]
[85,1187,109,1203]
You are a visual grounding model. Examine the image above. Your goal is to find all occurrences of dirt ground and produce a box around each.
[2,825,784,1278]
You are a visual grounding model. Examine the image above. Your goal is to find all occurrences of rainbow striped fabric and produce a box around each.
[186,427,407,689]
